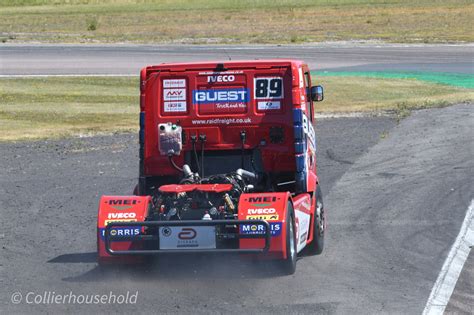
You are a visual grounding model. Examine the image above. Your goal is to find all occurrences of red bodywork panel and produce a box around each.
[97,196,152,264]
[159,184,233,193]
[238,192,291,259]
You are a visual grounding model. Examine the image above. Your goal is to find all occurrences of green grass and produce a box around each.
[314,76,473,113]
[0,76,138,141]
[1,75,472,141]
[316,71,474,89]
[0,0,472,44]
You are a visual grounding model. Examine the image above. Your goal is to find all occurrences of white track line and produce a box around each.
[423,199,474,315]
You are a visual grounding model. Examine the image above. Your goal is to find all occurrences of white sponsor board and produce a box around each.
[164,101,187,112]
[258,101,281,110]
[159,226,216,249]
[163,79,186,88]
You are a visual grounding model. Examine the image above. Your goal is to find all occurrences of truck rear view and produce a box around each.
[98,60,325,275]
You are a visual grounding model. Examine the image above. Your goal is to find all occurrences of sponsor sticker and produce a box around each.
[163,79,186,88]
[254,77,284,100]
[107,199,139,206]
[258,101,281,110]
[247,208,277,215]
[164,101,187,113]
[246,214,279,221]
[301,113,316,151]
[107,212,136,219]
[207,75,235,83]
[193,88,248,114]
[193,88,249,104]
[246,196,278,203]
[299,231,308,244]
[164,88,186,101]
[159,226,216,249]
[104,219,137,225]
[198,70,243,75]
[100,227,141,240]
[240,222,282,237]
[191,117,252,125]
[300,200,311,212]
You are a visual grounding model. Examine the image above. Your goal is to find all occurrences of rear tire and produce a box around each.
[278,201,297,275]
[304,185,325,255]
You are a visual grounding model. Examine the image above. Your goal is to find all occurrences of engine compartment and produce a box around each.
[151,167,259,221]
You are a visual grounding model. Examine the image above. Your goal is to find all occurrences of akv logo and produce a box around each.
[164,88,186,101]
[178,228,197,240]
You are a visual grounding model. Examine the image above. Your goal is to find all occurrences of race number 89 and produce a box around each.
[254,78,284,99]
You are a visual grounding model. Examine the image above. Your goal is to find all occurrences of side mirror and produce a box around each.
[310,85,324,102]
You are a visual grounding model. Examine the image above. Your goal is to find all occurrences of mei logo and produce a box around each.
[193,88,249,104]
[248,196,277,203]
[108,199,138,206]
[107,212,136,219]
[207,75,235,83]
[247,208,277,215]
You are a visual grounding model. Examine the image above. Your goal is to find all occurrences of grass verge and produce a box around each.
[0,0,473,44]
[314,75,474,113]
[0,75,472,142]
[0,76,138,141]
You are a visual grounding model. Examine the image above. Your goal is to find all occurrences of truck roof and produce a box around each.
[143,59,306,72]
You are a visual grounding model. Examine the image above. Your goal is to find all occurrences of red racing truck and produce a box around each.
[97,60,325,274]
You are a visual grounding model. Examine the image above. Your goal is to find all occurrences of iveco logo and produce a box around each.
[107,212,136,219]
[207,75,235,83]
[248,208,277,215]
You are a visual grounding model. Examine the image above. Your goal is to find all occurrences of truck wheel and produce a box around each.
[304,185,325,255]
[278,201,297,275]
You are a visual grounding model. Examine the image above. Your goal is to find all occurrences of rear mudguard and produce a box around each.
[238,192,313,259]
[292,193,313,252]
[97,195,152,264]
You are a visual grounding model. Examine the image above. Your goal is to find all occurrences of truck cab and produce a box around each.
[98,60,325,274]
[138,60,323,196]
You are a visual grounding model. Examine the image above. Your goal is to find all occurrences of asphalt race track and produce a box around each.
[0,44,473,314]
[0,43,473,75]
